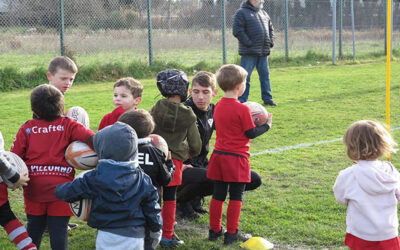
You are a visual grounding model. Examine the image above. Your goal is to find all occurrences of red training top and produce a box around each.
[98,106,127,131]
[11,117,94,202]
[213,97,255,158]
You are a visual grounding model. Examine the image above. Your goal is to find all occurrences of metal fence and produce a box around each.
[0,0,398,70]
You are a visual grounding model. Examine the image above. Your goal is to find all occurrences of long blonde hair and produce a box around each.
[343,120,397,161]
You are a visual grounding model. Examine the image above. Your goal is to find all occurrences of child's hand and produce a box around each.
[266,112,272,127]
[182,164,193,172]
[12,172,29,191]
[167,151,172,160]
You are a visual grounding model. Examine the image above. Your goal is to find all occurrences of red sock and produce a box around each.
[226,200,242,234]
[4,219,37,250]
[209,198,224,232]
[161,200,176,239]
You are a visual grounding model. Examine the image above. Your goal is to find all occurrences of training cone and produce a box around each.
[240,236,274,250]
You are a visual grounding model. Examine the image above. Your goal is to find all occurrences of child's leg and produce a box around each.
[27,214,47,248]
[0,201,36,250]
[226,182,246,234]
[47,216,69,250]
[209,181,229,232]
[161,186,178,240]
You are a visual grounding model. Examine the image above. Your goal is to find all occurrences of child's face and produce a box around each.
[238,81,246,97]
[190,82,217,111]
[47,68,76,93]
[113,86,141,111]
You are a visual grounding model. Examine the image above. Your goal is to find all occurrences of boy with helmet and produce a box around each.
[150,69,202,247]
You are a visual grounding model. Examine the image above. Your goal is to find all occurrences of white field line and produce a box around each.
[251,126,400,157]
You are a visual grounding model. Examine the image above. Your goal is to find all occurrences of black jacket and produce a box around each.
[138,138,175,188]
[183,98,215,169]
[233,1,274,56]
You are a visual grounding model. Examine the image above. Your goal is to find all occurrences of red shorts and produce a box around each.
[167,159,183,186]
[345,233,400,250]
[207,152,250,182]
[24,197,73,216]
[0,182,8,206]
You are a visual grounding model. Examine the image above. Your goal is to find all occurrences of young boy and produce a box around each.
[207,64,272,244]
[0,132,37,250]
[55,122,162,250]
[47,56,78,94]
[11,84,95,249]
[177,71,263,219]
[98,77,143,130]
[118,109,175,250]
[150,69,202,247]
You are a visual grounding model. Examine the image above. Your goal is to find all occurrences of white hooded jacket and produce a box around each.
[333,160,400,241]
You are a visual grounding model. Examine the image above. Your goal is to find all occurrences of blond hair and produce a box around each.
[216,64,247,91]
[48,56,78,74]
[114,77,143,98]
[343,120,397,161]
[192,71,216,90]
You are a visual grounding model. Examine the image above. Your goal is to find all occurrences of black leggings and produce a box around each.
[27,214,70,250]
[163,185,178,201]
[0,201,17,227]
[212,181,246,201]
[177,168,261,202]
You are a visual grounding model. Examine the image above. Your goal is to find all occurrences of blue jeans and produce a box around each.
[239,55,272,103]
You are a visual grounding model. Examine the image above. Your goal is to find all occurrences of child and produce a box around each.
[98,77,143,130]
[333,120,400,250]
[118,109,175,250]
[47,56,78,94]
[11,84,95,249]
[150,69,202,247]
[0,132,37,250]
[55,122,162,250]
[207,64,272,244]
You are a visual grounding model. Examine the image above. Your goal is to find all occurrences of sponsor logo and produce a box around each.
[29,165,74,176]
[138,152,154,166]
[26,125,65,135]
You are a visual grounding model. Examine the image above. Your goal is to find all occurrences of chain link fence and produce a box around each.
[0,0,398,71]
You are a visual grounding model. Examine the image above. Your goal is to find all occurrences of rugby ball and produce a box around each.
[65,141,98,170]
[148,134,169,160]
[0,151,29,189]
[69,170,92,221]
[65,106,90,129]
[243,101,269,127]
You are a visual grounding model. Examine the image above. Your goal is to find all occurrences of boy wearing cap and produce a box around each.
[55,122,162,250]
[150,69,202,247]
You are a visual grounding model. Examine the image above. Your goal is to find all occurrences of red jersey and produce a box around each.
[98,106,126,131]
[11,117,94,202]
[213,98,255,157]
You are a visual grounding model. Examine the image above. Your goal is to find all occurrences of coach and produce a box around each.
[233,0,276,106]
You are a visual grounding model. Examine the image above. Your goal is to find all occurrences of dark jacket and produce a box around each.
[138,138,175,187]
[233,1,274,56]
[183,98,215,169]
[55,160,162,235]
[151,99,202,161]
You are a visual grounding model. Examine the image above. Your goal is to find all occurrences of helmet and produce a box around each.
[156,69,189,101]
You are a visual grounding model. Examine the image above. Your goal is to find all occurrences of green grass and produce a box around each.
[1,62,400,249]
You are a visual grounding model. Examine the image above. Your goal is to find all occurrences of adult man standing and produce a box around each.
[233,0,276,106]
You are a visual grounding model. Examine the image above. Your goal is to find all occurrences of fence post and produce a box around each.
[338,0,343,59]
[58,0,65,56]
[284,0,289,60]
[147,0,153,66]
[221,0,227,64]
[332,0,336,65]
[351,0,356,62]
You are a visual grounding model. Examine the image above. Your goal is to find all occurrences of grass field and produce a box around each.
[1,61,400,249]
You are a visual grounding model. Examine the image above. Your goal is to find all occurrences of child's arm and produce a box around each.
[158,159,175,186]
[0,153,29,190]
[186,122,202,158]
[332,171,349,206]
[245,113,272,139]
[55,171,96,202]
[142,179,163,232]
